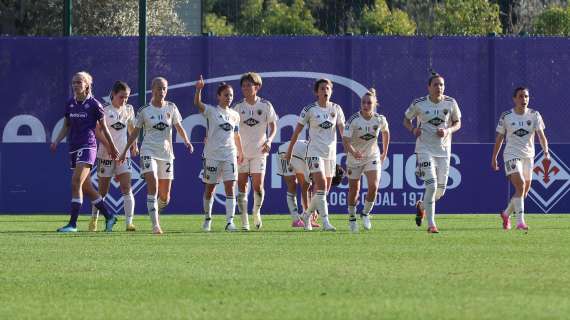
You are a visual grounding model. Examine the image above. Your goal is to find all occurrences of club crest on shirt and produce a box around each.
[443,109,449,115]
[257,109,263,116]
[527,120,532,126]
[373,125,379,131]
[330,112,336,118]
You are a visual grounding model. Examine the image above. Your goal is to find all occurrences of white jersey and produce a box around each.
[496,108,545,159]
[343,112,389,165]
[298,101,345,160]
[135,101,182,161]
[202,104,240,161]
[278,140,309,160]
[233,97,278,159]
[404,95,461,157]
[97,103,135,160]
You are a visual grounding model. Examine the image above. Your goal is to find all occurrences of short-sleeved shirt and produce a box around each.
[298,101,345,160]
[496,108,545,159]
[404,95,461,157]
[278,140,309,160]
[97,103,136,160]
[135,101,182,161]
[202,104,241,161]
[65,96,104,152]
[343,112,389,165]
[233,97,278,159]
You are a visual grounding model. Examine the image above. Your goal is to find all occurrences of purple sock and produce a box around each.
[69,202,81,227]
[94,200,112,219]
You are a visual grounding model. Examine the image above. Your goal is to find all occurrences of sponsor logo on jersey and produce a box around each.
[359,133,376,141]
[153,122,169,131]
[219,123,233,131]
[513,128,529,137]
[110,122,126,130]
[428,117,444,126]
[69,112,88,118]
[244,118,260,127]
[528,149,570,213]
[319,121,333,129]
[90,160,146,214]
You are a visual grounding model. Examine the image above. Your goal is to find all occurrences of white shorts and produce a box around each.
[97,158,132,178]
[238,157,266,174]
[306,156,335,178]
[347,158,381,180]
[140,156,174,180]
[277,155,309,180]
[202,158,238,184]
[415,153,450,186]
[504,155,533,181]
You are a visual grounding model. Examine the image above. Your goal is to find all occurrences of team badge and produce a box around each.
[257,109,262,116]
[348,169,352,175]
[330,112,336,118]
[166,112,171,119]
[529,150,570,213]
[314,163,319,169]
[527,120,532,126]
[373,125,379,131]
[443,109,449,115]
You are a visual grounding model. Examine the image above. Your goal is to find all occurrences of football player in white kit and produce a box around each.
[491,87,549,231]
[120,77,194,234]
[403,73,462,233]
[90,81,138,232]
[277,140,312,227]
[233,72,278,230]
[286,78,345,231]
[194,75,244,232]
[342,88,390,232]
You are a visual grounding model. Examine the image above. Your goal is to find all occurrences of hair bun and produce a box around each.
[368,88,376,96]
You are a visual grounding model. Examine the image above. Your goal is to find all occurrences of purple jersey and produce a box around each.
[64,96,104,152]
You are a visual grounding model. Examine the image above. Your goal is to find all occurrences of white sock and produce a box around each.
[315,191,330,225]
[348,205,356,219]
[287,192,300,221]
[512,197,525,225]
[158,199,167,214]
[362,201,374,216]
[237,191,248,214]
[203,195,214,220]
[424,181,437,228]
[504,199,514,216]
[91,204,99,219]
[123,192,134,225]
[253,190,264,217]
[226,196,236,224]
[147,195,159,227]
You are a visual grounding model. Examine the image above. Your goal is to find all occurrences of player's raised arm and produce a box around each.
[194,75,206,113]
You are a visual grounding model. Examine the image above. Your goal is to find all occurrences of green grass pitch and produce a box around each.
[0,214,569,319]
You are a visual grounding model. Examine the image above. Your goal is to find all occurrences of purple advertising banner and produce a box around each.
[1,36,569,214]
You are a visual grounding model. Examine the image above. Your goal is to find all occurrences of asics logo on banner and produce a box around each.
[110,122,126,130]
[153,122,169,131]
[513,129,529,137]
[244,118,259,127]
[90,161,146,215]
[319,121,333,129]
[69,113,87,118]
[428,117,444,126]
[219,123,233,131]
[359,133,376,141]
[528,149,570,213]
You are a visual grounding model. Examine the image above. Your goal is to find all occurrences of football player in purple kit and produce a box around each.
[50,71,120,233]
